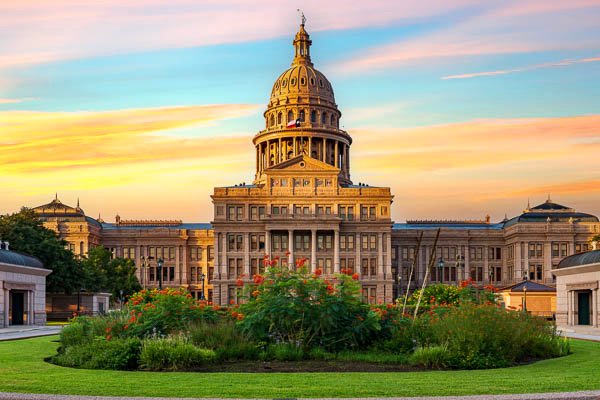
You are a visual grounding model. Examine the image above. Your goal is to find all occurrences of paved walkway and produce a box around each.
[1,391,600,400]
[0,325,62,341]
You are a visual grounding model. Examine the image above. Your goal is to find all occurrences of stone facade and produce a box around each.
[29,23,600,305]
[553,251,600,333]
[0,246,51,327]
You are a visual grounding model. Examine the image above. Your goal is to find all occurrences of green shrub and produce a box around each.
[261,343,306,362]
[238,259,382,352]
[189,320,260,361]
[426,304,569,369]
[409,346,449,369]
[52,337,141,370]
[124,288,220,338]
[140,336,216,371]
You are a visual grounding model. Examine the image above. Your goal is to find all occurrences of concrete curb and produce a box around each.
[1,392,600,400]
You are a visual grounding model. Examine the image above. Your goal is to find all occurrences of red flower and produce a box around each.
[314,269,323,276]
[236,278,244,287]
[285,250,291,256]
[253,274,264,284]
[106,334,112,341]
[229,300,235,305]
[351,273,359,280]
[236,313,244,321]
[105,327,112,334]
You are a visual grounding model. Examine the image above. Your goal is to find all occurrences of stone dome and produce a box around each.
[270,65,336,106]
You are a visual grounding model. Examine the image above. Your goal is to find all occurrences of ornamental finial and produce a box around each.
[297,9,306,26]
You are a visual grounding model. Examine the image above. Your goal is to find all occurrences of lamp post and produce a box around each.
[157,258,164,290]
[200,272,206,300]
[396,273,402,300]
[488,268,493,285]
[437,257,445,284]
[119,289,124,310]
[140,255,155,289]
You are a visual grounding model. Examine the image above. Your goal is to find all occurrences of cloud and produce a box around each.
[0,0,485,69]
[442,55,600,80]
[332,1,600,74]
[0,98,24,104]
[0,104,259,174]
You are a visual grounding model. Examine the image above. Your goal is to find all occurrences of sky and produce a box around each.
[1,0,599,223]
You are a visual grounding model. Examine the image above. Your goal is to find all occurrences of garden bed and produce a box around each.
[49,264,571,372]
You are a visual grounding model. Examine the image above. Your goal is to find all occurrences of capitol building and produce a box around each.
[31,22,600,305]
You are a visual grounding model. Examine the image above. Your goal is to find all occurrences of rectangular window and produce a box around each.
[228,234,235,251]
[325,258,333,274]
[227,206,236,221]
[361,235,368,251]
[361,206,368,221]
[250,206,258,221]
[560,243,568,257]
[370,235,377,251]
[552,243,559,257]
[208,246,214,261]
[236,206,243,221]
[236,235,243,251]
[369,206,376,221]
[169,247,175,260]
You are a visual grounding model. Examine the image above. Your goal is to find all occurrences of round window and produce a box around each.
[299,161,306,168]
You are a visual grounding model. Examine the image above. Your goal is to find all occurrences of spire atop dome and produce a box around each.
[292,12,312,66]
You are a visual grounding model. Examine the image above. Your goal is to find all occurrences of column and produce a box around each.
[377,233,384,278]
[544,242,552,283]
[278,137,282,163]
[334,229,340,273]
[346,144,350,173]
[244,233,250,276]
[513,242,520,283]
[266,140,271,167]
[523,242,529,280]
[386,233,392,277]
[175,245,181,285]
[288,229,294,268]
[334,141,339,168]
[484,246,489,284]
[311,229,317,272]
[4,289,9,328]
[265,229,271,258]
[292,137,297,158]
[221,233,227,278]
[308,137,312,158]
[214,234,220,279]
[181,245,188,284]
[321,138,326,162]
[355,233,361,277]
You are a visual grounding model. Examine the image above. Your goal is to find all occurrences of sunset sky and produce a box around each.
[1,0,599,223]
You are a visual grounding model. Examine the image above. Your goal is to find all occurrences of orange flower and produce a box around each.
[314,269,322,276]
[252,290,260,297]
[236,313,244,321]
[236,278,244,287]
[106,334,112,341]
[230,300,235,305]
[351,273,359,280]
[253,274,264,284]
[105,327,112,333]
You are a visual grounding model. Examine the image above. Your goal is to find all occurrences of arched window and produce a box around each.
[311,110,317,123]
[277,112,282,125]
[321,112,327,124]
[330,115,335,126]
[287,110,294,122]
[299,110,305,122]
[270,114,275,126]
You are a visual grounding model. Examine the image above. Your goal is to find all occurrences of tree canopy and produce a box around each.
[0,208,82,294]
[82,246,141,300]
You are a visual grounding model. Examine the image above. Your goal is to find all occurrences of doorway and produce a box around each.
[577,291,591,326]
[10,291,25,325]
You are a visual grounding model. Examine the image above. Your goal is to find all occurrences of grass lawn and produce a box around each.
[0,336,599,398]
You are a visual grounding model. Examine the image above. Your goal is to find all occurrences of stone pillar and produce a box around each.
[308,137,312,158]
[221,233,227,278]
[334,229,340,273]
[593,288,599,328]
[377,233,384,278]
[3,289,9,328]
[181,245,188,284]
[244,233,250,276]
[322,138,326,162]
[311,229,317,272]
[544,242,552,283]
[523,242,529,280]
[175,245,181,285]
[513,242,520,282]
[288,229,294,268]
[265,229,271,258]
[292,137,297,158]
[386,233,392,278]
[266,140,271,167]
[278,137,282,163]
[214,234,221,279]
[334,141,339,168]
[484,246,489,284]
[355,233,361,278]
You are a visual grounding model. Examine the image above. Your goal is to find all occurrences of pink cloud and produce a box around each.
[442,55,600,79]
[0,0,484,69]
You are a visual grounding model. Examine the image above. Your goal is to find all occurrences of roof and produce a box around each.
[0,249,44,269]
[504,199,598,227]
[101,222,212,230]
[501,280,555,292]
[557,250,600,269]
[32,196,85,217]
[393,222,504,231]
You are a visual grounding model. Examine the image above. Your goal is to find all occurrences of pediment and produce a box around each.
[266,154,340,173]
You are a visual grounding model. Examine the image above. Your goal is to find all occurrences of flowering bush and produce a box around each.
[405,282,497,311]
[122,288,220,337]
[237,257,381,351]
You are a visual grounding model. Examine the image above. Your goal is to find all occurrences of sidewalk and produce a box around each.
[0,325,62,341]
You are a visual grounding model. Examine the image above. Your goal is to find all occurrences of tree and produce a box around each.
[82,247,141,302]
[0,208,83,294]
